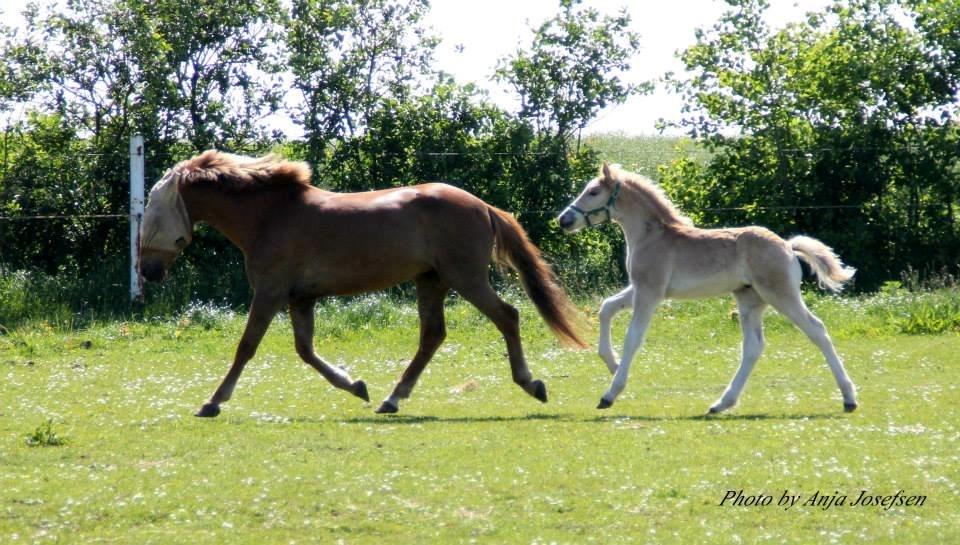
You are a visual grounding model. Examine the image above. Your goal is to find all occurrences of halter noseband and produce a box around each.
[570,181,621,227]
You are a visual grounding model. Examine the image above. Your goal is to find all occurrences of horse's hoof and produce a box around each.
[352,380,370,402]
[375,401,398,414]
[597,397,613,409]
[532,380,548,403]
[844,402,858,413]
[195,403,221,418]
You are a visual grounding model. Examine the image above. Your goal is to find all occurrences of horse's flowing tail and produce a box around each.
[789,236,856,293]
[487,206,587,348]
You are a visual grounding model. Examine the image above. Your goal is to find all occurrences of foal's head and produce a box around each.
[139,169,192,282]
[557,162,621,232]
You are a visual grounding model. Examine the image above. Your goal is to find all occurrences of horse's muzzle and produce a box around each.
[139,259,167,283]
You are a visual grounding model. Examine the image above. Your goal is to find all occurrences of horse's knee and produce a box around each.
[425,321,446,345]
[598,301,620,322]
[235,339,259,362]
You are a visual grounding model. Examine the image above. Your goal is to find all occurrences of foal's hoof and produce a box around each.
[597,397,613,409]
[532,380,548,403]
[375,401,399,414]
[352,380,370,402]
[195,403,221,418]
[844,402,858,413]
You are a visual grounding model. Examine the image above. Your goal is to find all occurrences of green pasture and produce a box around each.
[1,289,958,543]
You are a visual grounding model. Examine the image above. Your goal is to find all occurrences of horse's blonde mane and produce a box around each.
[609,166,692,227]
[174,150,311,191]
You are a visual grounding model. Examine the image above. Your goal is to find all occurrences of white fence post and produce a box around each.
[129,135,145,301]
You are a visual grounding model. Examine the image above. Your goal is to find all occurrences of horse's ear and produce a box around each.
[602,162,612,179]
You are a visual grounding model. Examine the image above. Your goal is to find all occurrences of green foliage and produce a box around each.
[25,419,67,447]
[287,0,436,177]
[661,0,960,290]
[494,0,648,138]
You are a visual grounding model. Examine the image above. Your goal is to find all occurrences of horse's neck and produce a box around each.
[616,206,656,248]
[180,185,269,253]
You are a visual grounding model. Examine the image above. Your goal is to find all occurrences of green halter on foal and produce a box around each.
[570,181,621,227]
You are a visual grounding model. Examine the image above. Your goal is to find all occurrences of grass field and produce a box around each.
[1,288,958,544]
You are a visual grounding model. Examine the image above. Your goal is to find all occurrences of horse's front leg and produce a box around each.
[289,299,369,403]
[598,292,658,409]
[598,286,634,375]
[196,292,283,417]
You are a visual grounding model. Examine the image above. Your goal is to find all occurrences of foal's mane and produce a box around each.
[174,150,311,192]
[612,166,692,227]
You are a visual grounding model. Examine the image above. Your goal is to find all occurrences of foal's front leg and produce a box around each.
[598,292,659,409]
[598,286,634,375]
[196,292,282,417]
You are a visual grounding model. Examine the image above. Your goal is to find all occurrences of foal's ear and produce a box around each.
[602,162,612,180]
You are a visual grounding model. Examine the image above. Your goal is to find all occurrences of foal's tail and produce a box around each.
[789,236,857,293]
[487,207,587,348]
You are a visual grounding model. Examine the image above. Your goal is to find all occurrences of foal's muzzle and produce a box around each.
[558,209,578,231]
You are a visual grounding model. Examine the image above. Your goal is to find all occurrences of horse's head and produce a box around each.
[558,162,621,232]
[138,170,192,283]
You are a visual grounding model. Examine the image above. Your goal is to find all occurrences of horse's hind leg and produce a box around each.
[289,299,370,403]
[377,273,450,414]
[197,291,282,417]
[455,279,547,404]
[598,286,634,375]
[759,285,858,412]
[709,288,767,414]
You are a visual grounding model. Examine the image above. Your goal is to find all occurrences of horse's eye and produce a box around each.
[588,188,600,196]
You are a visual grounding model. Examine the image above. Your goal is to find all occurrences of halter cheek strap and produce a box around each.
[570,181,621,227]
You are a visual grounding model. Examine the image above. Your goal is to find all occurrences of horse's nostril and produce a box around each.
[559,213,573,228]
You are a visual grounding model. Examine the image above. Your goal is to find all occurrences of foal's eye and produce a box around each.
[588,188,601,196]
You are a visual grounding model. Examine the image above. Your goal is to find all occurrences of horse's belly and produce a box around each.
[291,258,429,297]
[665,272,742,299]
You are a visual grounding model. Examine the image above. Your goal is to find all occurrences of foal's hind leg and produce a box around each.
[759,286,858,412]
[377,273,450,414]
[709,288,767,414]
[598,286,634,375]
[456,279,548,404]
[289,299,370,403]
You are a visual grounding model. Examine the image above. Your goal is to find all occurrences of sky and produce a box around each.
[1,0,831,136]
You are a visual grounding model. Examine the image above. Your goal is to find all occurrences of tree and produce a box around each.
[660,0,960,288]
[120,0,285,151]
[494,0,647,140]
[286,0,437,180]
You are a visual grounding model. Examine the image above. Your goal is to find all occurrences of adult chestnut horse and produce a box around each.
[139,150,584,417]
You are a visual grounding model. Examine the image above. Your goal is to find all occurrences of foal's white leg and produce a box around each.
[765,290,858,412]
[598,286,634,375]
[709,289,767,414]
[598,291,658,409]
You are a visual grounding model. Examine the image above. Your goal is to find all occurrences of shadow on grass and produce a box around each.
[335,413,573,425]
[328,411,843,426]
[588,412,843,423]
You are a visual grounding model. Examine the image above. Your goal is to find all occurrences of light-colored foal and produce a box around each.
[559,163,858,413]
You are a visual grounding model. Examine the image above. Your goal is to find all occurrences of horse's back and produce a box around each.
[267,183,495,296]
